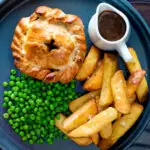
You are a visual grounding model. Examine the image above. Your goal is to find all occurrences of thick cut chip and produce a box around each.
[99,123,112,139]
[55,114,92,146]
[68,107,118,138]
[126,48,148,103]
[111,70,131,114]
[83,60,104,91]
[99,53,118,107]
[69,91,100,112]
[91,133,100,145]
[76,46,101,81]
[63,100,97,132]
[127,70,146,98]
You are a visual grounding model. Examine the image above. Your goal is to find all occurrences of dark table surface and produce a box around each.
[0,1,150,150]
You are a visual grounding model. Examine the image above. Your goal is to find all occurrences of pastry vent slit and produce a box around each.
[35,16,39,21]
[45,39,58,52]
[50,68,59,72]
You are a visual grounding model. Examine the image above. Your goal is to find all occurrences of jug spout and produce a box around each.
[96,3,117,15]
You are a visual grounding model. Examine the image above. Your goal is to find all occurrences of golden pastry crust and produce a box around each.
[11,6,86,83]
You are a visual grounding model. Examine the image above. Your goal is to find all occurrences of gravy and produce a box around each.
[98,11,126,41]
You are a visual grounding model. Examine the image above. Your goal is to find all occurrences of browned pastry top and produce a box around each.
[11,6,86,83]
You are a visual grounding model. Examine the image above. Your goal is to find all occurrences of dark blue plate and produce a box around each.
[0,0,150,150]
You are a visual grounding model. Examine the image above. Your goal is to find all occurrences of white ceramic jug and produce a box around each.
[88,3,132,62]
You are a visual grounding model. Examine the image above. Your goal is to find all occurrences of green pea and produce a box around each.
[42,92,47,97]
[50,104,54,110]
[15,118,20,122]
[27,89,31,94]
[18,92,23,98]
[39,107,43,112]
[30,114,35,120]
[10,75,16,81]
[14,122,19,128]
[9,81,15,86]
[34,107,38,113]
[8,101,13,107]
[63,90,68,95]
[36,98,42,105]
[45,100,50,106]
[22,93,27,99]
[15,128,19,134]
[29,100,34,106]
[3,113,9,119]
[26,96,30,100]
[50,120,55,126]
[31,131,35,136]
[10,106,15,111]
[7,108,12,114]
[23,88,28,93]
[37,112,41,116]
[32,136,37,141]
[19,83,24,88]
[26,134,31,139]
[35,129,41,135]
[14,97,19,102]
[42,86,46,91]
[42,119,47,125]
[19,103,24,108]
[35,80,41,86]
[60,92,64,97]
[14,113,18,118]
[29,139,34,144]
[11,114,15,118]
[2,102,7,108]
[22,108,27,113]
[55,114,60,120]
[37,92,41,97]
[10,69,17,75]
[26,105,30,110]
[13,92,18,96]
[15,107,20,113]
[4,91,8,96]
[20,98,24,103]
[31,94,36,100]
[35,88,40,92]
[7,91,12,96]
[68,95,73,99]
[22,136,27,141]
[47,138,53,144]
[47,91,53,96]
[63,135,68,140]
[8,119,13,125]
[16,77,20,81]
[3,81,8,87]
[19,131,25,137]
[4,97,9,102]
[56,97,61,102]
[39,138,44,144]
[36,116,40,121]
[32,84,36,89]
[10,94,15,100]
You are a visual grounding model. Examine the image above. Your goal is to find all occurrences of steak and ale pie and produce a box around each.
[11,6,86,83]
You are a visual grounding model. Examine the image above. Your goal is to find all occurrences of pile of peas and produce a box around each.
[2,69,80,144]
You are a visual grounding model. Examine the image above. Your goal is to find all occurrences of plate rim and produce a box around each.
[0,0,150,150]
